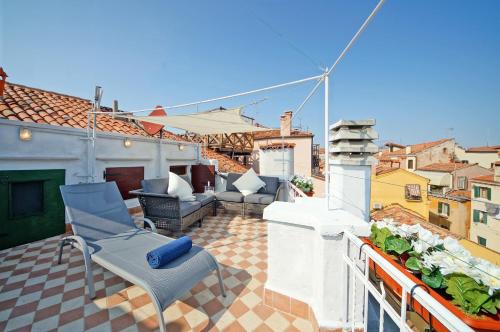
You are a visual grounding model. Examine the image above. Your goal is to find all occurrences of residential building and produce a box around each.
[372,203,500,264]
[455,144,500,169]
[371,167,430,220]
[415,162,492,195]
[251,110,314,177]
[469,162,500,252]
[415,162,491,238]
[428,190,471,237]
[377,138,456,171]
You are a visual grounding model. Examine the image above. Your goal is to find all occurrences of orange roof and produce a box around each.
[445,190,471,200]
[417,162,473,172]
[385,141,405,149]
[471,174,499,185]
[259,142,295,150]
[1,82,181,140]
[201,148,248,173]
[375,165,399,175]
[371,204,461,239]
[377,138,451,159]
[466,145,500,153]
[253,128,313,140]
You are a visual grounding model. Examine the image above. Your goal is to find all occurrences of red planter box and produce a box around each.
[363,238,500,332]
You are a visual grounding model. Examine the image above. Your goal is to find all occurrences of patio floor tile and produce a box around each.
[0,212,313,331]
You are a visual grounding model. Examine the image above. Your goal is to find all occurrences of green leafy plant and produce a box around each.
[385,236,412,255]
[291,175,313,193]
[445,274,499,315]
[422,268,444,289]
[405,257,422,271]
[370,224,392,252]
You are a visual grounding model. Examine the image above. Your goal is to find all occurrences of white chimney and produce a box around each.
[328,119,378,221]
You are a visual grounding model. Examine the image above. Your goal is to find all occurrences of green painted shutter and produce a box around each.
[438,202,442,214]
[474,186,480,198]
[487,188,492,200]
[473,210,480,222]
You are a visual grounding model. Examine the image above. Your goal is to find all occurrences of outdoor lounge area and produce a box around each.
[0,212,315,332]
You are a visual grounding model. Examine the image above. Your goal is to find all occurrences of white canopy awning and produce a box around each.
[123,108,269,135]
[415,171,452,187]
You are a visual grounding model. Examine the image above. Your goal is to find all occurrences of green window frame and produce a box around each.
[475,186,492,200]
[473,209,480,223]
[438,202,450,216]
[478,236,487,247]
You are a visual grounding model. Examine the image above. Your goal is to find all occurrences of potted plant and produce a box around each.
[365,220,500,332]
[291,175,314,196]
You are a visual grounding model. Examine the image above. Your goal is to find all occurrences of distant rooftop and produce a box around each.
[378,138,452,159]
[466,145,500,153]
[253,128,313,140]
[417,162,474,173]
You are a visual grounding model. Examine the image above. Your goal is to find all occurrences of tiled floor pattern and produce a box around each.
[0,213,313,331]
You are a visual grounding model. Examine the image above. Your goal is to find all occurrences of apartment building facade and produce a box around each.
[469,162,500,252]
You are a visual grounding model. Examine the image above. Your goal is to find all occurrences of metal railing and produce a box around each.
[342,230,474,332]
[287,181,308,202]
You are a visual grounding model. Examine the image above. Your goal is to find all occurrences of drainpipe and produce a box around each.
[328,119,378,221]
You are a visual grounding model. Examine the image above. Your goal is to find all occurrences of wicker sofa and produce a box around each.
[216,172,282,216]
[129,177,215,232]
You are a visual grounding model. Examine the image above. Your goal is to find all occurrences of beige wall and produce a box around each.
[469,181,500,252]
[452,165,492,190]
[371,169,430,220]
[455,146,499,169]
[413,140,456,169]
[429,196,470,237]
[252,136,312,176]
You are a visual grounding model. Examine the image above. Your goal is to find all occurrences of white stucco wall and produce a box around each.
[252,136,312,176]
[264,198,370,329]
[455,146,499,169]
[0,118,200,198]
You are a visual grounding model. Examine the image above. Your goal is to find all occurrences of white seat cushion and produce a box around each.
[167,172,195,201]
[232,169,266,196]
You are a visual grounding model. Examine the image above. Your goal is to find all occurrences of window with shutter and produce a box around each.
[438,202,442,214]
[487,188,492,200]
[478,236,487,247]
[473,210,480,222]
[474,186,480,198]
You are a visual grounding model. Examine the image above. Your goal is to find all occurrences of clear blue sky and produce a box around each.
[2,0,499,147]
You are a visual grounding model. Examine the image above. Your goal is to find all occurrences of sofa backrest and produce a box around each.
[226,172,279,195]
[141,178,169,194]
[226,173,242,192]
[257,176,279,195]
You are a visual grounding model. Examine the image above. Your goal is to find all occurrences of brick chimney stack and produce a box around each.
[280,111,292,137]
[0,67,8,98]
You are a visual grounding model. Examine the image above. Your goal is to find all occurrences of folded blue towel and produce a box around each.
[146,236,193,269]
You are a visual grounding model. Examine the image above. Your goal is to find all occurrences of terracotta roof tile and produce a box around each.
[377,138,451,159]
[253,128,313,139]
[201,148,248,173]
[417,162,473,172]
[2,82,249,172]
[466,145,500,153]
[259,142,295,150]
[446,190,471,199]
[471,174,499,185]
[0,82,182,140]
[371,204,461,239]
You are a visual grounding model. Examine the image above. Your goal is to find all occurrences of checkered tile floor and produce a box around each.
[0,213,313,331]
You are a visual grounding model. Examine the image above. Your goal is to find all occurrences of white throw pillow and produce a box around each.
[167,172,195,201]
[233,169,266,196]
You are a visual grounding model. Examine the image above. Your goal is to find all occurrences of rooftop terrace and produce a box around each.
[0,213,313,332]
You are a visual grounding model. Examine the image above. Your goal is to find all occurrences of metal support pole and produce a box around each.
[324,69,329,210]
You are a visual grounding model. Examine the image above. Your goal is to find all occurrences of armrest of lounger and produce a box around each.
[60,235,95,298]
[134,217,158,233]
